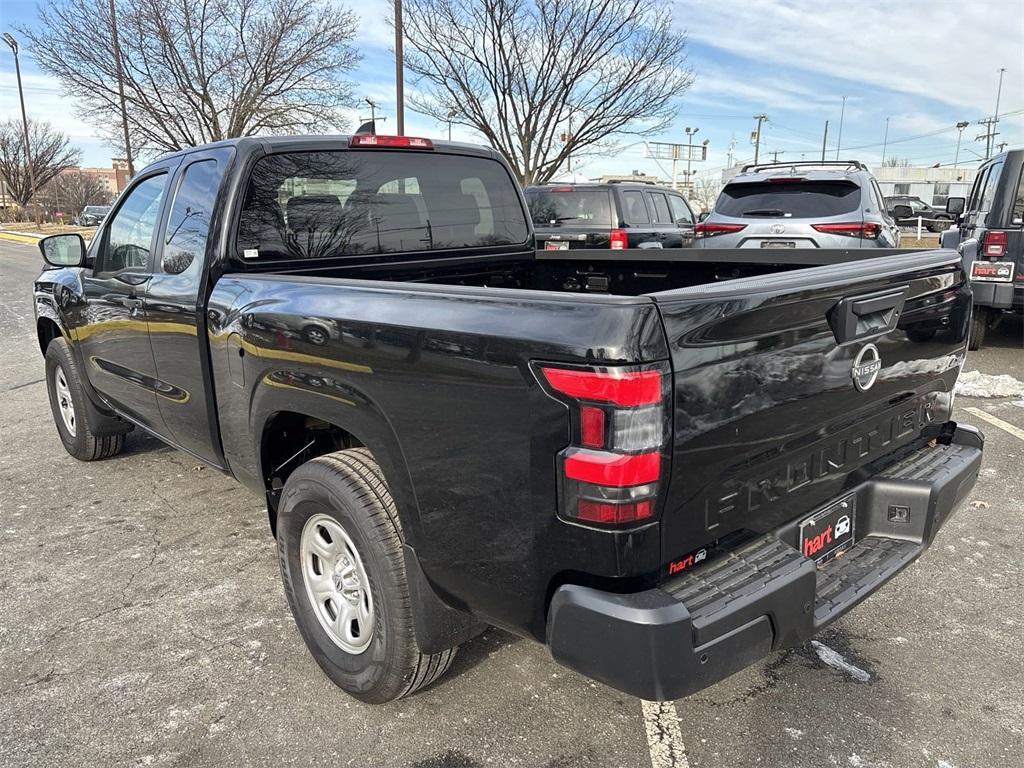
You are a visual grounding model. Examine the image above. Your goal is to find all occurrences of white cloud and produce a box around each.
[674,0,1022,116]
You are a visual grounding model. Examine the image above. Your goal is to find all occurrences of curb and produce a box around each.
[0,231,44,244]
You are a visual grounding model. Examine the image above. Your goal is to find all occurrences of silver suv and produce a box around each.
[698,161,900,249]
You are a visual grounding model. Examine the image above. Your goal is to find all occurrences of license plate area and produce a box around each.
[760,240,796,248]
[800,494,855,563]
[544,240,570,251]
[970,261,1014,282]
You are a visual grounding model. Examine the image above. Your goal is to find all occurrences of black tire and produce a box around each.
[277,448,456,703]
[968,307,988,351]
[44,338,126,461]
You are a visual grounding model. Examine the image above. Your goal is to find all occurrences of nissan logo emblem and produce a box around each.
[851,343,882,391]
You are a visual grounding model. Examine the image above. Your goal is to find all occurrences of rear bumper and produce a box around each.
[971,280,1016,310]
[545,423,983,701]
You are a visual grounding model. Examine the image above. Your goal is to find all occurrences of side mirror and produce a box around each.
[698,211,710,222]
[39,233,86,268]
[892,204,914,219]
[945,197,966,215]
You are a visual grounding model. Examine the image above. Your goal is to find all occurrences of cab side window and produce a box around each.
[668,195,694,225]
[95,174,168,275]
[979,161,1003,213]
[162,160,224,276]
[646,192,672,224]
[621,191,650,224]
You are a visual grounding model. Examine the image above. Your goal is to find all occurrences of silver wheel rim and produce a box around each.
[300,513,375,654]
[53,364,76,437]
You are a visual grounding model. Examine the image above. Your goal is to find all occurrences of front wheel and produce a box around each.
[968,307,989,351]
[277,449,456,703]
[44,338,126,460]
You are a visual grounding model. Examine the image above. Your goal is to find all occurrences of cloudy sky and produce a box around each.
[1,0,1021,181]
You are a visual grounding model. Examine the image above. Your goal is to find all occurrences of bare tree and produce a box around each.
[42,171,112,217]
[401,0,694,185]
[687,177,721,213]
[0,119,81,214]
[883,156,910,168]
[25,0,361,155]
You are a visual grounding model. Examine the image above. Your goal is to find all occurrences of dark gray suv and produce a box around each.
[698,161,900,249]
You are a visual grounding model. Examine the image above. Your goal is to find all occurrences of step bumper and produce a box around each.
[545,423,983,701]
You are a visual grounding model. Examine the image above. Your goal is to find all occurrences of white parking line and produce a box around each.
[963,407,1024,442]
[641,700,690,768]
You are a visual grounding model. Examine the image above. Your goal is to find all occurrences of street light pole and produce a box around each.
[991,67,1006,158]
[954,121,969,169]
[394,0,405,136]
[835,95,847,160]
[684,126,699,191]
[3,33,40,227]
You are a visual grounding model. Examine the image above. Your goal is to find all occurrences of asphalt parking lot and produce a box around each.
[1,238,1022,768]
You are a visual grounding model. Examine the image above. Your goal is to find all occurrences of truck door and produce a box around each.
[145,150,231,465]
[78,167,176,431]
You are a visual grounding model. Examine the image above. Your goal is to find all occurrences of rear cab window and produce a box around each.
[236,150,529,262]
[525,187,614,228]
[645,192,673,224]
[715,179,861,218]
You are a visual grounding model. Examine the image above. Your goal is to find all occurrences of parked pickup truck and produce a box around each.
[33,135,983,704]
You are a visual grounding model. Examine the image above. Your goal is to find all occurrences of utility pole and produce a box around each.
[107,0,134,177]
[365,98,378,128]
[835,95,847,160]
[768,150,785,163]
[751,113,767,165]
[954,121,969,168]
[821,120,829,162]
[394,0,405,136]
[3,33,40,227]
[880,116,890,166]
[726,134,737,168]
[976,118,997,160]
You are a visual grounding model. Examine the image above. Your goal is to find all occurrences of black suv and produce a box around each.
[885,195,955,232]
[941,149,1024,349]
[524,182,696,250]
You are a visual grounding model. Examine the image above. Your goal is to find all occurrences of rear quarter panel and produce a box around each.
[207,275,670,638]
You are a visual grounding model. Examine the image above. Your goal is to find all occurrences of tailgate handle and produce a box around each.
[828,286,908,344]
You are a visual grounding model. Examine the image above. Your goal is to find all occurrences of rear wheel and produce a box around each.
[277,449,456,703]
[968,307,989,351]
[44,338,126,461]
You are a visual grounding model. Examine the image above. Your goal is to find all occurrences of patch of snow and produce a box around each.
[810,640,871,682]
[1012,399,1024,409]
[784,727,804,740]
[955,371,1024,398]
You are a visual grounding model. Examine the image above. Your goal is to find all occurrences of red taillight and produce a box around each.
[540,367,661,407]
[549,186,575,192]
[580,406,606,448]
[349,135,434,149]
[767,177,806,184]
[577,499,653,525]
[564,449,661,486]
[609,228,628,249]
[538,364,667,528]
[811,222,881,239]
[982,230,1008,258]
[694,222,747,238]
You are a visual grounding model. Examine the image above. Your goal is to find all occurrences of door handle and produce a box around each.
[125,297,144,316]
[828,286,909,344]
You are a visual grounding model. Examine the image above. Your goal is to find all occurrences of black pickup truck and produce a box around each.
[33,135,983,704]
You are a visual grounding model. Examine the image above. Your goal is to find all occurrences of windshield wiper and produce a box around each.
[742,208,788,217]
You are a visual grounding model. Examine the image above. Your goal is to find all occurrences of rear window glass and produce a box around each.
[237,151,529,261]
[715,180,861,218]
[525,189,613,227]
